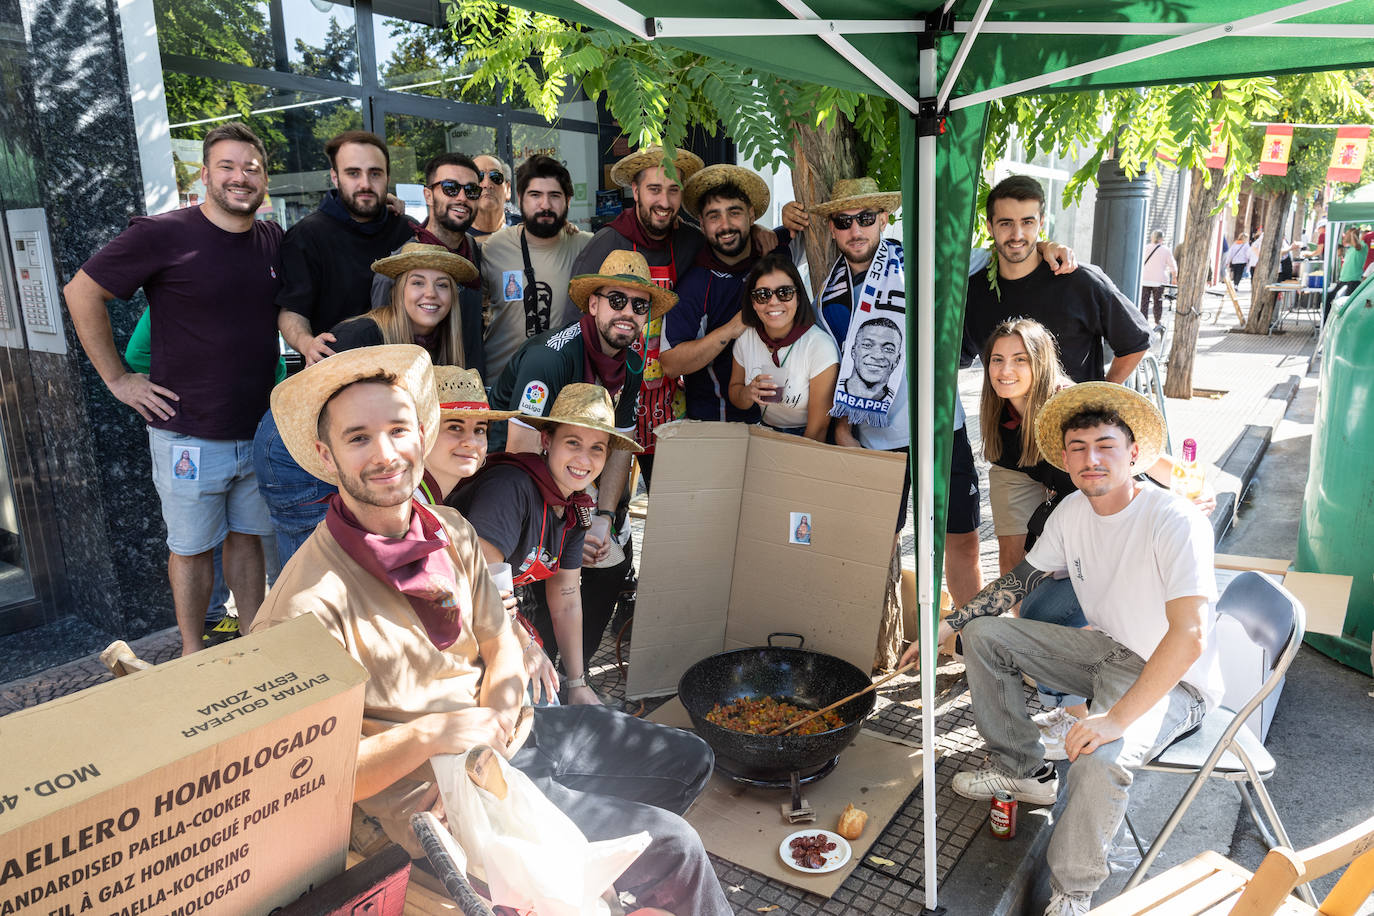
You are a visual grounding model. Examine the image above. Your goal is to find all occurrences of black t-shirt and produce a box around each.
[964,260,1150,383]
[81,207,282,440]
[275,200,415,334]
[328,316,385,351]
[993,404,1075,494]
[447,465,585,575]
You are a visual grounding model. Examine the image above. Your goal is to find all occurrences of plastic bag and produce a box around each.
[431,750,651,916]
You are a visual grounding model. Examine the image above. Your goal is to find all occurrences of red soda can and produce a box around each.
[990,790,1018,839]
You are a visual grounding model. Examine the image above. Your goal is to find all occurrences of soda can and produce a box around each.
[990,790,1018,839]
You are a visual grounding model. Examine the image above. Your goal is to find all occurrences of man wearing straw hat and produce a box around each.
[924,383,1220,916]
[660,163,791,423]
[251,344,730,914]
[489,251,677,678]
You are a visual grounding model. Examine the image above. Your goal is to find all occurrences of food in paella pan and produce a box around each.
[705,695,844,735]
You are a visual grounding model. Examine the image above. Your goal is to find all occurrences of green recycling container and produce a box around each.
[1297,274,1374,675]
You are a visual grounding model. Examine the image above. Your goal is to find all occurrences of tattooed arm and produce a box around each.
[944,560,1057,631]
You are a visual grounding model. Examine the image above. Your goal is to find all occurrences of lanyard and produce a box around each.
[511,502,571,585]
[519,228,552,337]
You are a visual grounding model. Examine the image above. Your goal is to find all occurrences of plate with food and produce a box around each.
[779,829,852,874]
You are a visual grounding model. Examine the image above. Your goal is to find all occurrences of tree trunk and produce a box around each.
[791,118,861,294]
[1164,166,1226,399]
[1244,189,1295,334]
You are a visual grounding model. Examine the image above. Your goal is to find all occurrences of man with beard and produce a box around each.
[250,345,730,916]
[371,152,487,373]
[488,252,676,682]
[64,122,279,655]
[479,155,592,380]
[470,154,518,239]
[660,163,793,423]
[276,130,414,366]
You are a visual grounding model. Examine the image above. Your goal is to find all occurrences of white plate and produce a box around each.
[778,828,853,874]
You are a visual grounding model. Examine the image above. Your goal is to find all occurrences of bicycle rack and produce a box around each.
[1131,353,1172,453]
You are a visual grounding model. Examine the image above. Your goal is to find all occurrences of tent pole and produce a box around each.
[937,0,993,112]
[773,0,923,113]
[565,0,652,38]
[917,33,940,916]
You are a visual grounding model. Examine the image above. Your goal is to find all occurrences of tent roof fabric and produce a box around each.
[1329,183,1374,222]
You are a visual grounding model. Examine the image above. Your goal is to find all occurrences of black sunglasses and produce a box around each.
[479,169,506,185]
[750,285,797,304]
[599,290,652,316]
[430,179,482,200]
[829,210,880,230]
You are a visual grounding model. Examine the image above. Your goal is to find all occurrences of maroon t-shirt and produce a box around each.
[81,207,283,441]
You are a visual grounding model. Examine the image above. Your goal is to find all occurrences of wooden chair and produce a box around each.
[1088,811,1374,915]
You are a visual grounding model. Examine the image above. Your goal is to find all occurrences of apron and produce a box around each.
[633,248,686,452]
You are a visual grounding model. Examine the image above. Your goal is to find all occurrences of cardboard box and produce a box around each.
[0,615,368,915]
[627,421,905,698]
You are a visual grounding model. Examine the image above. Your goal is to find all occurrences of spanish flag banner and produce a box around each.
[1327,127,1370,184]
[1203,124,1227,170]
[1258,125,1293,176]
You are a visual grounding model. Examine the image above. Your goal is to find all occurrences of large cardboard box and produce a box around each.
[627,421,905,698]
[0,615,368,915]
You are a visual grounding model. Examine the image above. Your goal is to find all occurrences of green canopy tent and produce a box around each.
[495,1,1374,906]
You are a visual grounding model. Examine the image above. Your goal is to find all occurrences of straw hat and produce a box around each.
[1034,382,1167,474]
[435,366,516,422]
[682,163,771,219]
[371,242,477,285]
[521,384,643,453]
[609,145,705,188]
[808,177,902,217]
[271,345,439,485]
[567,250,678,320]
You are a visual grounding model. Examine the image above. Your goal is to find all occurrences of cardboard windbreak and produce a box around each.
[1213,553,1353,636]
[628,421,905,699]
[0,615,368,916]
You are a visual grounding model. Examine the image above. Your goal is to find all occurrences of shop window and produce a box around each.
[154,0,359,82]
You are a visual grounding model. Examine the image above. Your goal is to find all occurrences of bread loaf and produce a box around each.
[836,803,867,840]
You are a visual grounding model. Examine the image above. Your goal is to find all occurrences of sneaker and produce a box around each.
[951,762,1059,806]
[1032,707,1079,762]
[203,615,241,646]
[1045,888,1091,916]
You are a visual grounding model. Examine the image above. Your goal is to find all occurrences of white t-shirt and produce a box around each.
[480,225,592,380]
[733,324,839,431]
[1026,483,1223,708]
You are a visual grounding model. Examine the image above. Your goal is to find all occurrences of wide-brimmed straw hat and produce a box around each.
[1034,382,1167,474]
[272,344,439,485]
[682,163,771,220]
[371,242,477,285]
[435,366,516,422]
[567,250,678,320]
[808,177,902,218]
[609,145,705,188]
[520,384,643,453]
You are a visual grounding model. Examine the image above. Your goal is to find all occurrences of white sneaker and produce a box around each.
[951,763,1059,806]
[1045,889,1091,916]
[1033,707,1079,762]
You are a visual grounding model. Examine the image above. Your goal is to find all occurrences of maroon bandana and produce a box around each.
[609,208,668,250]
[693,239,761,275]
[462,452,594,526]
[579,312,628,395]
[760,320,811,367]
[325,495,464,649]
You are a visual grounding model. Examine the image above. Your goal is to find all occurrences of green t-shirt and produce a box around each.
[125,308,287,384]
[1339,239,1369,283]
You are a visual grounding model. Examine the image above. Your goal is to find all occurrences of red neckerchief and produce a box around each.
[415,224,481,290]
[460,453,594,525]
[693,238,761,275]
[609,208,668,251]
[760,320,811,367]
[325,495,464,649]
[579,312,627,394]
[1002,402,1022,430]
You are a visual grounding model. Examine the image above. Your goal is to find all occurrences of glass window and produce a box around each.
[283,1,359,82]
[512,99,600,230]
[155,0,359,82]
[384,114,496,186]
[372,12,503,104]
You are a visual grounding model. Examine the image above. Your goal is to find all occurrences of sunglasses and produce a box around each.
[430,179,482,200]
[479,169,506,185]
[750,285,797,304]
[598,290,652,316]
[829,210,880,230]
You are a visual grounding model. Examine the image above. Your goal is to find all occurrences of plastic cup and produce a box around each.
[756,370,786,403]
[488,562,514,594]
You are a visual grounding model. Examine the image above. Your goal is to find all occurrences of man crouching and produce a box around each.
[250,344,730,914]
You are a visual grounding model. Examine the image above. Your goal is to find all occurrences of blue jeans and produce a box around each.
[1020,577,1090,709]
[252,410,336,569]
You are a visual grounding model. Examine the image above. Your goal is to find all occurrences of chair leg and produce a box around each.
[1123,767,1213,892]
[1235,781,1280,851]
[1123,812,1146,857]
[1246,774,1319,908]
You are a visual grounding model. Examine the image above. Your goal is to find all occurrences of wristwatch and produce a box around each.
[594,509,616,521]
[565,675,587,689]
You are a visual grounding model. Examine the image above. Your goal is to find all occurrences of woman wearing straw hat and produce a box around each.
[330,242,478,367]
[449,383,642,704]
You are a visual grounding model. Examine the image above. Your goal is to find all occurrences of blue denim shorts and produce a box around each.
[149,427,272,556]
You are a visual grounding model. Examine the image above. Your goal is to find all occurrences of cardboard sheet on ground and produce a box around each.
[628,421,905,699]
[650,698,920,898]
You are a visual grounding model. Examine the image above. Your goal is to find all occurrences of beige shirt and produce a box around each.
[251,505,512,851]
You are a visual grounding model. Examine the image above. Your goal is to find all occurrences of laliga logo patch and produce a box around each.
[520,380,548,415]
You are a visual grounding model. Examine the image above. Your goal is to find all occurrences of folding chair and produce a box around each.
[1121,571,1310,903]
[1088,810,1374,915]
